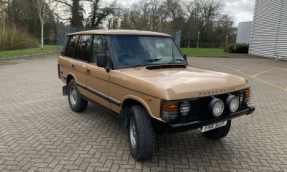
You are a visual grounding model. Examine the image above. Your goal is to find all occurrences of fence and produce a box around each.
[185,42,222,48]
[56,25,181,49]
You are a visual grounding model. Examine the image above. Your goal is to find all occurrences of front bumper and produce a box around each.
[165,106,255,134]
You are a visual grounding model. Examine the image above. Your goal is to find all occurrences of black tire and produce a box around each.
[68,79,88,112]
[203,120,231,140]
[128,105,155,161]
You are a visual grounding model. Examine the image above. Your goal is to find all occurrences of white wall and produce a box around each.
[236,21,252,44]
[249,0,287,60]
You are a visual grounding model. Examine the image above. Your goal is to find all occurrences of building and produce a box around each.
[249,0,287,60]
[236,21,252,44]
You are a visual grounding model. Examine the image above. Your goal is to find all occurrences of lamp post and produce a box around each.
[226,35,229,47]
[197,31,200,49]
[188,32,190,48]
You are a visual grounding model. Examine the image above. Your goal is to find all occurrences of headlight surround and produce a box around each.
[226,95,239,113]
[180,101,190,116]
[208,98,224,117]
[161,101,178,121]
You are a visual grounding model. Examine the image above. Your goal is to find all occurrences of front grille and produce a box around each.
[173,89,249,124]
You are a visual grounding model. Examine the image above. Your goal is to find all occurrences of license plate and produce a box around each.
[201,121,227,132]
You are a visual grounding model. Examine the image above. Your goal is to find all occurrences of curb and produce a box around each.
[0,52,59,61]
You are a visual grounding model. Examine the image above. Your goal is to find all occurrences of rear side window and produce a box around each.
[75,35,92,62]
[65,35,79,57]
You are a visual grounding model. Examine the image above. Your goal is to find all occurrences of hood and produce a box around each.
[111,65,250,100]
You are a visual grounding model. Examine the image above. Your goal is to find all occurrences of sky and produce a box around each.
[223,0,256,25]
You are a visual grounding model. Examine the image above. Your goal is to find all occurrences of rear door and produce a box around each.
[86,35,111,109]
[72,35,92,98]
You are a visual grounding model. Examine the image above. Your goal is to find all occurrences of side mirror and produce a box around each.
[183,53,187,61]
[97,54,106,68]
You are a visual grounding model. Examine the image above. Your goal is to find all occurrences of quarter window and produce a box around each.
[65,35,79,57]
[75,35,92,62]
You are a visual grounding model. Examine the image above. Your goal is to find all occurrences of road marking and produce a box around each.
[236,67,250,71]
[252,67,277,77]
[225,66,287,92]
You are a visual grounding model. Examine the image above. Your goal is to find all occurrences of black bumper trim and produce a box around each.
[166,106,255,134]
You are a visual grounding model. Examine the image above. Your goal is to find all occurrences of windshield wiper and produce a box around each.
[169,58,186,64]
[134,58,162,68]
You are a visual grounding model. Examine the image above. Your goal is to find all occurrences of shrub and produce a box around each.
[224,43,249,54]
[0,24,39,51]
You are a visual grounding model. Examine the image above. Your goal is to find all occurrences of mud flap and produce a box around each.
[119,109,125,131]
[63,85,68,96]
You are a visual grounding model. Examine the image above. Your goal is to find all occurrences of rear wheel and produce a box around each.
[68,79,88,112]
[128,105,155,161]
[203,120,231,140]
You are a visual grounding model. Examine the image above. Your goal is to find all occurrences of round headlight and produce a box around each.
[208,98,224,117]
[180,101,190,116]
[226,95,239,113]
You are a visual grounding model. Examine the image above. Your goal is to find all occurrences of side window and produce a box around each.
[92,35,106,64]
[65,35,79,57]
[75,35,92,62]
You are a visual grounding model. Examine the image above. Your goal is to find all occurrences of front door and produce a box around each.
[86,35,111,109]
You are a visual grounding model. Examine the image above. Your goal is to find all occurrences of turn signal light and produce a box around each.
[245,89,250,98]
[161,102,178,111]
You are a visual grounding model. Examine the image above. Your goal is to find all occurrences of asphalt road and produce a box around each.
[0,55,286,171]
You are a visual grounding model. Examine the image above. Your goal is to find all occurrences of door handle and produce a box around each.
[72,64,75,68]
[87,69,91,74]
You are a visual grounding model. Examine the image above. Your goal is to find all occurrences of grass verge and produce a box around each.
[0,45,59,59]
[180,48,227,57]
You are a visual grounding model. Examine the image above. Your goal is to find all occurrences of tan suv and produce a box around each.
[58,30,255,161]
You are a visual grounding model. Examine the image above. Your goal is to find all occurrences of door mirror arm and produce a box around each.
[183,53,187,62]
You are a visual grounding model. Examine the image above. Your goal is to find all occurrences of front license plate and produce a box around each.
[201,121,227,132]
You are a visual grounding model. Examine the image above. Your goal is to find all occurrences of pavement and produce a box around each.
[0,55,287,172]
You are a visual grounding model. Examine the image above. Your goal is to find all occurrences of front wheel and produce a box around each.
[128,105,155,161]
[203,120,231,140]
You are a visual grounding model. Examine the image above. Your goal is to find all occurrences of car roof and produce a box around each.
[68,29,172,38]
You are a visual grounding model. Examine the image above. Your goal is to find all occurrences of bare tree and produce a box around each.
[32,0,58,50]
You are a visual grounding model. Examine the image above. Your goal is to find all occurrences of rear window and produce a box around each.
[65,35,79,57]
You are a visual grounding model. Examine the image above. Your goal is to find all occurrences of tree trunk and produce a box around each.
[41,22,44,50]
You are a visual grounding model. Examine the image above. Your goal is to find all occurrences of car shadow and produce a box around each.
[85,103,237,168]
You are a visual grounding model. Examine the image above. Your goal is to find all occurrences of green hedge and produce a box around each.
[224,43,249,53]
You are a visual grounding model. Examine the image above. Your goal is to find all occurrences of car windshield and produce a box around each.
[110,35,186,68]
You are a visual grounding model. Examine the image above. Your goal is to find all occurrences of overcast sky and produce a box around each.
[223,0,256,25]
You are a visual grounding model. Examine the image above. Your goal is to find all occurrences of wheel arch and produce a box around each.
[66,73,76,85]
[119,96,155,131]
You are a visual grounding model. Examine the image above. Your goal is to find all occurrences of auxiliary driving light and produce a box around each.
[226,95,239,113]
[208,98,224,117]
[180,101,190,116]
